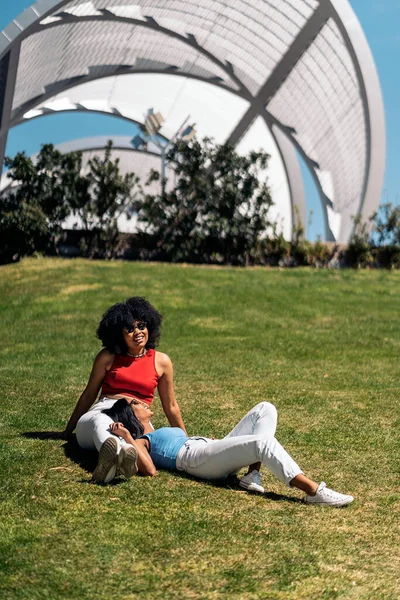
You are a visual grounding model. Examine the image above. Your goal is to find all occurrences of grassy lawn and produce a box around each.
[0,258,399,600]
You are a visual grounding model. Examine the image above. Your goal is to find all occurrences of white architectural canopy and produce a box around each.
[0,0,385,242]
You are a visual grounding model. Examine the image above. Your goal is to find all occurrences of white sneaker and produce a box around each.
[305,482,354,507]
[92,437,119,484]
[118,445,138,479]
[239,470,265,494]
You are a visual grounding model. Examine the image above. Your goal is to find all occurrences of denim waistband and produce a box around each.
[175,437,210,471]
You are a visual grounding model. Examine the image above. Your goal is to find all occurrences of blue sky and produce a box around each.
[1,0,399,240]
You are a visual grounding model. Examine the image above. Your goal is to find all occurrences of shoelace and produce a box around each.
[324,489,341,498]
[251,471,262,484]
[318,484,345,499]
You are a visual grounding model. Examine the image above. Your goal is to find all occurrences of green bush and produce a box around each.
[344,217,373,268]
[1,146,89,262]
[258,234,290,266]
[0,142,141,263]
[0,194,50,264]
[137,138,274,266]
[374,245,400,269]
[373,203,400,246]
[74,141,141,258]
[287,208,312,266]
[307,237,336,268]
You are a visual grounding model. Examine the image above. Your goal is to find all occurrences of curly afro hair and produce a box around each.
[96,297,162,354]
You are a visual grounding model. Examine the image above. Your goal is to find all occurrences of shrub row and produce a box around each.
[1,140,399,268]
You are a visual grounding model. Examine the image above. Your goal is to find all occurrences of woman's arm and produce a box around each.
[62,349,113,438]
[109,423,157,476]
[156,352,187,434]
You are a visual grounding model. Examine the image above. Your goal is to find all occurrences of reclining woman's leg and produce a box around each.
[177,434,303,486]
[224,402,278,439]
[177,435,354,505]
[76,406,137,484]
[224,402,278,490]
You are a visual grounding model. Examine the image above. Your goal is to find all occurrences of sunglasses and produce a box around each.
[125,321,147,333]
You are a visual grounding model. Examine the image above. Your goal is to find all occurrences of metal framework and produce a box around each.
[0,0,385,242]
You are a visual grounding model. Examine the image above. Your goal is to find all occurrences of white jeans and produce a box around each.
[176,402,303,486]
[75,398,130,452]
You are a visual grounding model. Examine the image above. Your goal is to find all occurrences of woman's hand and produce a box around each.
[109,422,129,439]
[108,425,157,477]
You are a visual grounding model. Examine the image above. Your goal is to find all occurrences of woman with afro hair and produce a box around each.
[61,297,186,483]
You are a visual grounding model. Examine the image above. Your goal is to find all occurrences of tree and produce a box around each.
[137,138,274,265]
[0,145,89,262]
[73,141,142,258]
[372,203,400,246]
[345,215,373,268]
[0,141,142,262]
[371,203,400,268]
[0,190,49,263]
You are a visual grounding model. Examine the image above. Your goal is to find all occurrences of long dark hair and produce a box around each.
[103,399,144,439]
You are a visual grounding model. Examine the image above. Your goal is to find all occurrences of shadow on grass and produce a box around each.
[20,431,126,485]
[22,430,97,472]
[63,435,97,475]
[172,471,301,504]
[21,432,302,500]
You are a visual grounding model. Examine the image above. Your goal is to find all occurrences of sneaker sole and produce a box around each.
[239,481,265,494]
[92,437,119,483]
[119,446,138,479]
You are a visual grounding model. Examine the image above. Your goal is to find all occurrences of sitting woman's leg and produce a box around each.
[76,409,116,452]
[76,404,136,483]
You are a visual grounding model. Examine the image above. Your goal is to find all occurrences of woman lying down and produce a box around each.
[94,398,354,507]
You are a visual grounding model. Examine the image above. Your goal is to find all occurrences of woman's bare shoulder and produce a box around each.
[155,351,172,366]
[154,351,172,376]
[95,348,115,368]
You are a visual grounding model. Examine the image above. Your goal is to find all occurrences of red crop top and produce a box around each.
[101,349,159,404]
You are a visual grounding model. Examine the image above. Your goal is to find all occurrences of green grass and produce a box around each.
[0,258,399,599]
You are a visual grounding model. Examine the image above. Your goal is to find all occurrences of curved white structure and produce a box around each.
[0,0,385,242]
